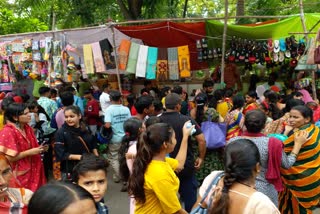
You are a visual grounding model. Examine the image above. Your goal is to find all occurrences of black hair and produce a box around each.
[291,105,314,123]
[27,101,50,121]
[283,99,305,114]
[231,95,245,111]
[72,153,108,183]
[145,116,161,128]
[128,123,173,204]
[119,117,142,182]
[20,94,30,103]
[244,110,267,133]
[38,86,51,96]
[153,99,163,113]
[102,83,110,91]
[4,103,27,123]
[292,91,303,97]
[265,90,279,103]
[83,90,93,95]
[268,72,278,86]
[64,105,87,132]
[246,91,258,99]
[203,79,214,88]
[171,86,183,95]
[1,97,14,112]
[109,90,122,102]
[164,93,181,110]
[224,88,234,98]
[248,74,260,92]
[160,86,171,99]
[213,89,225,101]
[134,95,153,114]
[264,90,283,120]
[60,91,75,106]
[195,93,208,125]
[65,86,76,93]
[50,88,57,96]
[143,80,152,87]
[28,182,96,214]
[127,94,136,107]
[211,139,260,214]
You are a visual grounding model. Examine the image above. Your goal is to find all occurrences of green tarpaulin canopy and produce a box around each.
[206,13,320,47]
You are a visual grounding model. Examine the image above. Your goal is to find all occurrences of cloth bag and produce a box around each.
[190,172,224,214]
[295,38,317,71]
[201,116,227,149]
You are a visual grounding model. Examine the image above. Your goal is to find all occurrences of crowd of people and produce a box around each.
[0,77,318,214]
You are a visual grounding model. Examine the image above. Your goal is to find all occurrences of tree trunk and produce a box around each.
[183,0,188,18]
[117,0,133,20]
[127,0,143,20]
[236,0,245,24]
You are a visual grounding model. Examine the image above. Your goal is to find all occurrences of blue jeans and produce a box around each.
[178,174,198,212]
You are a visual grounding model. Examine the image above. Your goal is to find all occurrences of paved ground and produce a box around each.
[104,172,130,214]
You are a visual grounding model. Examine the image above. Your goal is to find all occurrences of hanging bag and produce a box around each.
[295,38,317,71]
[190,172,224,214]
[306,37,316,64]
[201,115,227,149]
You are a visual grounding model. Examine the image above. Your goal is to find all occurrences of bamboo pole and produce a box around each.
[220,0,229,86]
[110,24,122,94]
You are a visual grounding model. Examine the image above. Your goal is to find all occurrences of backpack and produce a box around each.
[50,108,62,129]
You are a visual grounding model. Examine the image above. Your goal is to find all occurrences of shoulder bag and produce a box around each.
[190,172,225,214]
[201,115,227,149]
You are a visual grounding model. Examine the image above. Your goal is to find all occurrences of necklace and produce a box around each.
[237,181,256,190]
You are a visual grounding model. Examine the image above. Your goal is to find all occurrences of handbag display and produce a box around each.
[201,116,227,149]
[190,172,224,214]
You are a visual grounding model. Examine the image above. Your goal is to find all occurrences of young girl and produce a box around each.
[54,105,98,180]
[119,117,143,214]
[128,122,193,214]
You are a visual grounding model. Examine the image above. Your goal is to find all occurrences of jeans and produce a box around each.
[178,174,198,212]
[107,143,121,182]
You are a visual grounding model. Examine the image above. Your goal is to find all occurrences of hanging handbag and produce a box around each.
[190,172,225,214]
[306,37,316,64]
[295,38,317,71]
[201,115,227,149]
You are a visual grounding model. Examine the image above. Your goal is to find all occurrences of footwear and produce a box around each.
[113,174,120,183]
[121,182,128,192]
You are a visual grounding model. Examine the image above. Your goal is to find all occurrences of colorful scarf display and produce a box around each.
[83,44,94,74]
[146,47,158,80]
[177,45,191,78]
[136,45,148,78]
[167,48,179,80]
[99,39,115,70]
[91,42,105,73]
[126,42,140,74]
[118,39,131,70]
[157,48,168,81]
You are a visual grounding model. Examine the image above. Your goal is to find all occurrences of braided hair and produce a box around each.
[211,139,260,214]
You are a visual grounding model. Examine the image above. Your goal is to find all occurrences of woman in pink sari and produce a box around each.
[0,103,46,192]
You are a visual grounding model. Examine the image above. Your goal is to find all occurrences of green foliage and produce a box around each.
[0,8,48,35]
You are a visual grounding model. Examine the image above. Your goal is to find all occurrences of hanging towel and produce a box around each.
[92,42,105,73]
[157,48,168,81]
[99,38,116,70]
[136,45,148,78]
[83,44,94,74]
[118,39,131,70]
[168,48,179,80]
[146,47,158,80]
[177,45,191,78]
[126,42,140,74]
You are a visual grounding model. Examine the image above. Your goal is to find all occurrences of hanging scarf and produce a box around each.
[157,48,168,81]
[168,48,179,80]
[83,44,94,74]
[136,45,148,78]
[146,47,158,80]
[126,42,140,74]
[118,39,131,70]
[177,45,191,78]
[91,42,105,73]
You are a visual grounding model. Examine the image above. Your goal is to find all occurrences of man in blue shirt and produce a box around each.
[104,90,131,183]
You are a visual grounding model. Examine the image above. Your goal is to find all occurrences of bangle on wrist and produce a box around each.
[291,152,298,157]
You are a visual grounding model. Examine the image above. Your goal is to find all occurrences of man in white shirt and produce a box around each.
[99,83,111,114]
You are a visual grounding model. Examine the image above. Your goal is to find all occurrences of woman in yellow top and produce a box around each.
[214,89,229,118]
[128,122,193,214]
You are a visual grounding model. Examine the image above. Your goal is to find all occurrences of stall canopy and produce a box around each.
[206,13,320,46]
[116,21,209,71]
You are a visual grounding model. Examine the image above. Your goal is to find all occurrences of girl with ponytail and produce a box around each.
[128,122,193,214]
[195,139,280,214]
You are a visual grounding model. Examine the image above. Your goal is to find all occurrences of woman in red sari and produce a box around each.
[243,91,259,115]
[0,103,46,192]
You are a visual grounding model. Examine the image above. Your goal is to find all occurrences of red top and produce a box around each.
[84,99,101,125]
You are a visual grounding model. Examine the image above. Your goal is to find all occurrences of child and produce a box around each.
[119,117,143,214]
[83,90,101,135]
[72,154,109,214]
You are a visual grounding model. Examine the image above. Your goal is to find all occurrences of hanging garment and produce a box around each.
[52,56,63,79]
[91,42,105,73]
[83,44,94,74]
[157,48,168,81]
[43,37,52,60]
[126,42,140,74]
[136,45,148,78]
[118,39,131,70]
[177,45,191,78]
[99,38,115,70]
[168,48,179,80]
[146,47,158,80]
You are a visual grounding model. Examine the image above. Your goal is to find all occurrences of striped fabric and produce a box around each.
[279,123,320,214]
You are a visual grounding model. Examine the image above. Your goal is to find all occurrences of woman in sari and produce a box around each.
[0,103,46,192]
[225,95,245,141]
[279,105,320,214]
[0,153,33,213]
[243,91,259,115]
